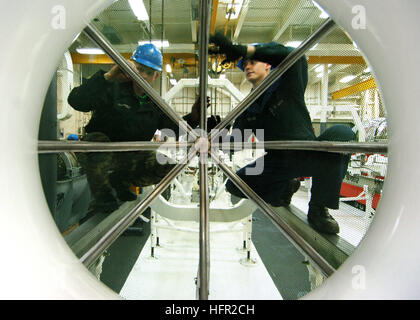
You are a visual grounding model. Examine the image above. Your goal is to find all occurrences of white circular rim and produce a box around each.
[1,0,419,299]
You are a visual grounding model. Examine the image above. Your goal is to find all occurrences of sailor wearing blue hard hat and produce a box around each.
[67,133,79,141]
[67,42,208,214]
[130,43,163,71]
[103,43,163,97]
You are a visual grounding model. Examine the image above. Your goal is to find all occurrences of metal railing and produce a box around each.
[39,140,387,155]
[216,140,388,154]
[38,140,193,153]
[197,0,211,300]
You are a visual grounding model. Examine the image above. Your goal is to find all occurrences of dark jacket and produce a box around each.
[68,70,194,141]
[234,44,316,142]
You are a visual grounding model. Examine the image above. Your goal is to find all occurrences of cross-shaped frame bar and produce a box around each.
[38,2,389,299]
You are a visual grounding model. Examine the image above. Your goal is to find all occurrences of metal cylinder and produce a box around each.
[215,140,388,154]
[38,140,193,153]
[197,0,211,301]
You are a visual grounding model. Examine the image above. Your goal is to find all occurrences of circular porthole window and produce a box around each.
[31,0,420,300]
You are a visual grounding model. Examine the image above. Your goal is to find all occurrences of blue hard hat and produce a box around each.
[67,133,79,141]
[237,42,278,71]
[131,43,163,71]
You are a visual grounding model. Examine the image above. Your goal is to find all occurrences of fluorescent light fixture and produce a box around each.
[169,78,177,86]
[340,75,357,83]
[138,40,169,48]
[165,64,172,73]
[285,41,302,48]
[129,0,149,21]
[313,1,329,19]
[76,48,104,55]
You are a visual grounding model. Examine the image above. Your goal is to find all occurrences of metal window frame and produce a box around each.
[39,5,391,298]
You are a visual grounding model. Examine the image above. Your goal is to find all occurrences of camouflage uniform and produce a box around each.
[77,132,175,198]
[68,70,196,212]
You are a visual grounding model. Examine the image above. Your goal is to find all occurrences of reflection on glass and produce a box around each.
[37,0,389,300]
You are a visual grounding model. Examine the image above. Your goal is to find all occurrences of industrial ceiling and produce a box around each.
[69,0,371,93]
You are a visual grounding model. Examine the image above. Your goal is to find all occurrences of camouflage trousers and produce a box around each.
[78,132,175,199]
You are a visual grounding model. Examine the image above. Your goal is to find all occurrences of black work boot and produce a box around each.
[90,193,120,214]
[284,178,301,205]
[116,189,138,202]
[270,179,301,207]
[110,172,137,202]
[307,203,340,234]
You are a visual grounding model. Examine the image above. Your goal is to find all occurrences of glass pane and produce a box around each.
[38,0,388,300]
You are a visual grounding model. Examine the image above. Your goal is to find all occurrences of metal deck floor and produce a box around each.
[119,221,283,300]
[100,185,374,300]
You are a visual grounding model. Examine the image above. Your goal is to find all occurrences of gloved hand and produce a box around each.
[189,96,211,128]
[207,115,222,133]
[209,32,247,64]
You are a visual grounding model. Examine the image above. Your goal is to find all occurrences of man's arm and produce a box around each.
[209,32,296,68]
[250,43,294,68]
[67,70,113,112]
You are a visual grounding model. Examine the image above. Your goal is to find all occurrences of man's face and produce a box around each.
[243,59,271,86]
[130,60,159,96]
[132,61,158,85]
